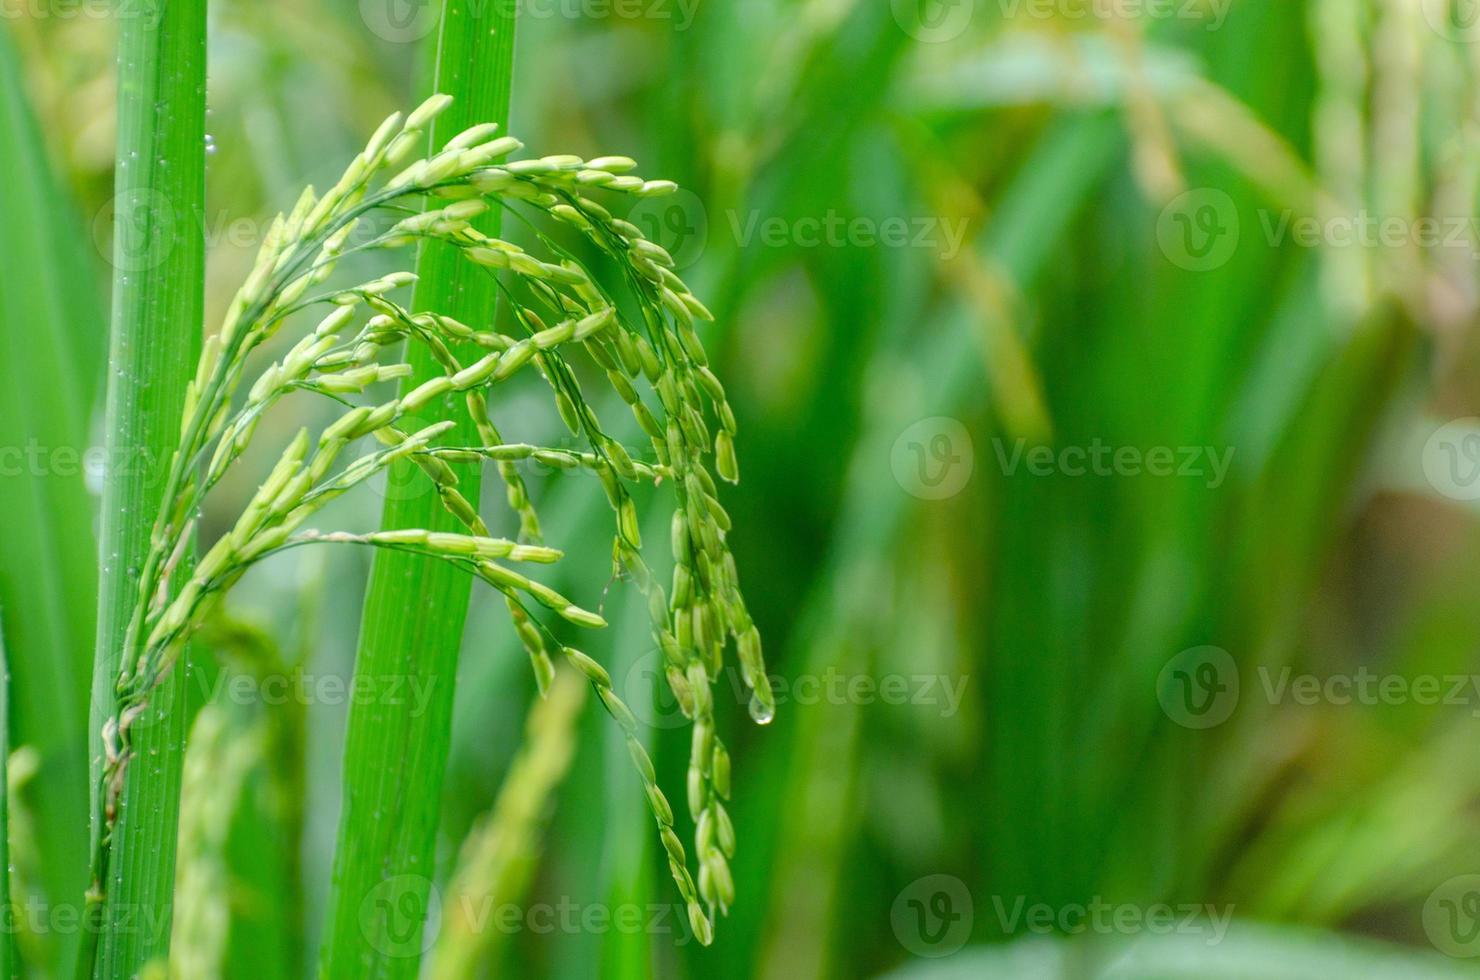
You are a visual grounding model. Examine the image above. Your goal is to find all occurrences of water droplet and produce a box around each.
[204,134,217,156]
[748,696,774,725]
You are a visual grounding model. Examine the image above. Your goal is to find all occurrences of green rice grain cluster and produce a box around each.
[90,94,770,945]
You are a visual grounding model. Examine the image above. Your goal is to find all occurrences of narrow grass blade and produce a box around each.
[0,21,102,975]
[321,2,518,975]
[84,2,207,976]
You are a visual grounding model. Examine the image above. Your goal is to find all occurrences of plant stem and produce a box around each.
[84,1,207,976]
[319,2,518,976]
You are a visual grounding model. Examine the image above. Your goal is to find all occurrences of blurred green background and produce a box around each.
[11,0,1480,976]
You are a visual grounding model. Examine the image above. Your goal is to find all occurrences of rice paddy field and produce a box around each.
[7,0,1480,977]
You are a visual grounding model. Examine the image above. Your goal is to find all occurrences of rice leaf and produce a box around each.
[0,21,101,977]
[318,2,520,976]
[83,2,208,976]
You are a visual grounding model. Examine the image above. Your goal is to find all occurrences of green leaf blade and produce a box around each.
[320,3,519,977]
[85,2,208,976]
[0,21,103,977]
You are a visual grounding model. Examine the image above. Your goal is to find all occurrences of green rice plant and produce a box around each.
[82,91,768,974]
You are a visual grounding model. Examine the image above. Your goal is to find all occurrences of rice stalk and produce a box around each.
[83,94,767,970]
[169,613,306,979]
[216,612,309,977]
[431,668,587,979]
[169,704,262,980]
